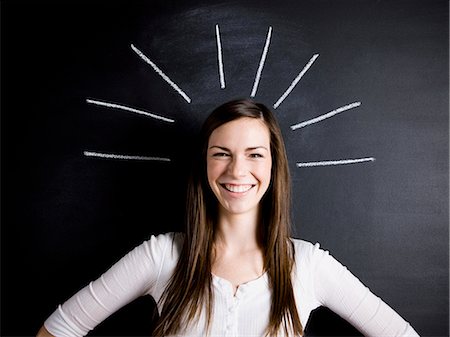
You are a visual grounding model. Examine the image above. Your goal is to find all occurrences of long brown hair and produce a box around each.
[153,99,302,336]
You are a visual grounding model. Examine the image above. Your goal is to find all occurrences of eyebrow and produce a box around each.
[208,145,269,151]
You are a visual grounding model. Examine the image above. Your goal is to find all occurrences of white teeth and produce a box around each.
[223,184,253,193]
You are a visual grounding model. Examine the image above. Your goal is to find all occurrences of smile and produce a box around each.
[220,184,255,193]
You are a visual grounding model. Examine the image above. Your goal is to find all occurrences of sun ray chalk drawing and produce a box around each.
[215,24,226,89]
[273,54,319,109]
[84,151,171,162]
[86,98,175,123]
[290,102,361,130]
[84,25,374,167]
[250,26,272,97]
[130,44,191,103]
[296,157,375,168]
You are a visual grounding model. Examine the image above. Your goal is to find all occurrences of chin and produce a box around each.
[220,204,260,216]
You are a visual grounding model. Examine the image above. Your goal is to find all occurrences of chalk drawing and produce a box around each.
[82,28,372,171]
[290,102,361,130]
[84,151,171,162]
[86,98,175,123]
[130,44,191,103]
[215,24,226,89]
[250,26,272,97]
[296,157,375,167]
[273,54,319,109]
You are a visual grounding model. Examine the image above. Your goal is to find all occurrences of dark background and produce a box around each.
[1,0,448,336]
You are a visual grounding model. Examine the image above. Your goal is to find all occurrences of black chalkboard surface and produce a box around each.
[2,1,448,336]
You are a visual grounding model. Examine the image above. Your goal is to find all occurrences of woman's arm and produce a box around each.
[311,243,419,337]
[38,233,176,337]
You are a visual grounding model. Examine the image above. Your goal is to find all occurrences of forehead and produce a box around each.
[208,117,270,146]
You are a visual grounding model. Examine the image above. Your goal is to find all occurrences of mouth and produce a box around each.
[220,183,255,193]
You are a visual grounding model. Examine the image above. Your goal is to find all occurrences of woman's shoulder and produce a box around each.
[290,237,320,253]
[145,231,184,244]
[142,231,184,253]
[127,232,185,267]
[129,232,184,290]
[289,237,331,266]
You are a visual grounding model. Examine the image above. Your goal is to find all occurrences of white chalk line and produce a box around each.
[215,24,226,89]
[290,102,361,130]
[273,54,319,109]
[250,26,272,97]
[84,151,171,162]
[86,98,175,123]
[130,44,191,103]
[296,157,375,167]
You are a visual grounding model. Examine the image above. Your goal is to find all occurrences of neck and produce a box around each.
[214,208,262,252]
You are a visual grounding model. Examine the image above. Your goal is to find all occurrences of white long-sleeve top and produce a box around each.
[44,232,419,336]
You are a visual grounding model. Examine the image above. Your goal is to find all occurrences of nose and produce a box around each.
[228,155,247,177]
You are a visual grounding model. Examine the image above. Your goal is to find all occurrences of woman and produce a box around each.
[37,99,419,336]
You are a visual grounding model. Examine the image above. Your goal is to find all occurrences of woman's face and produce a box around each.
[207,117,272,217]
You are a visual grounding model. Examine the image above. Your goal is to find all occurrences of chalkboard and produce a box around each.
[2,1,448,336]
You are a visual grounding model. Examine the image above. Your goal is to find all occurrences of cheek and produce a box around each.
[255,161,272,187]
[263,160,273,181]
[206,160,221,187]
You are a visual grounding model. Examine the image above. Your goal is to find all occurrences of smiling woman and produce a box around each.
[207,117,272,217]
[37,99,419,337]
[152,99,302,336]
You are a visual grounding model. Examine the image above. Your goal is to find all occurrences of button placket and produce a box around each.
[225,314,236,333]
[213,272,269,336]
[224,294,240,336]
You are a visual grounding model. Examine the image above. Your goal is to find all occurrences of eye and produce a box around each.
[212,152,230,157]
[249,153,264,158]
